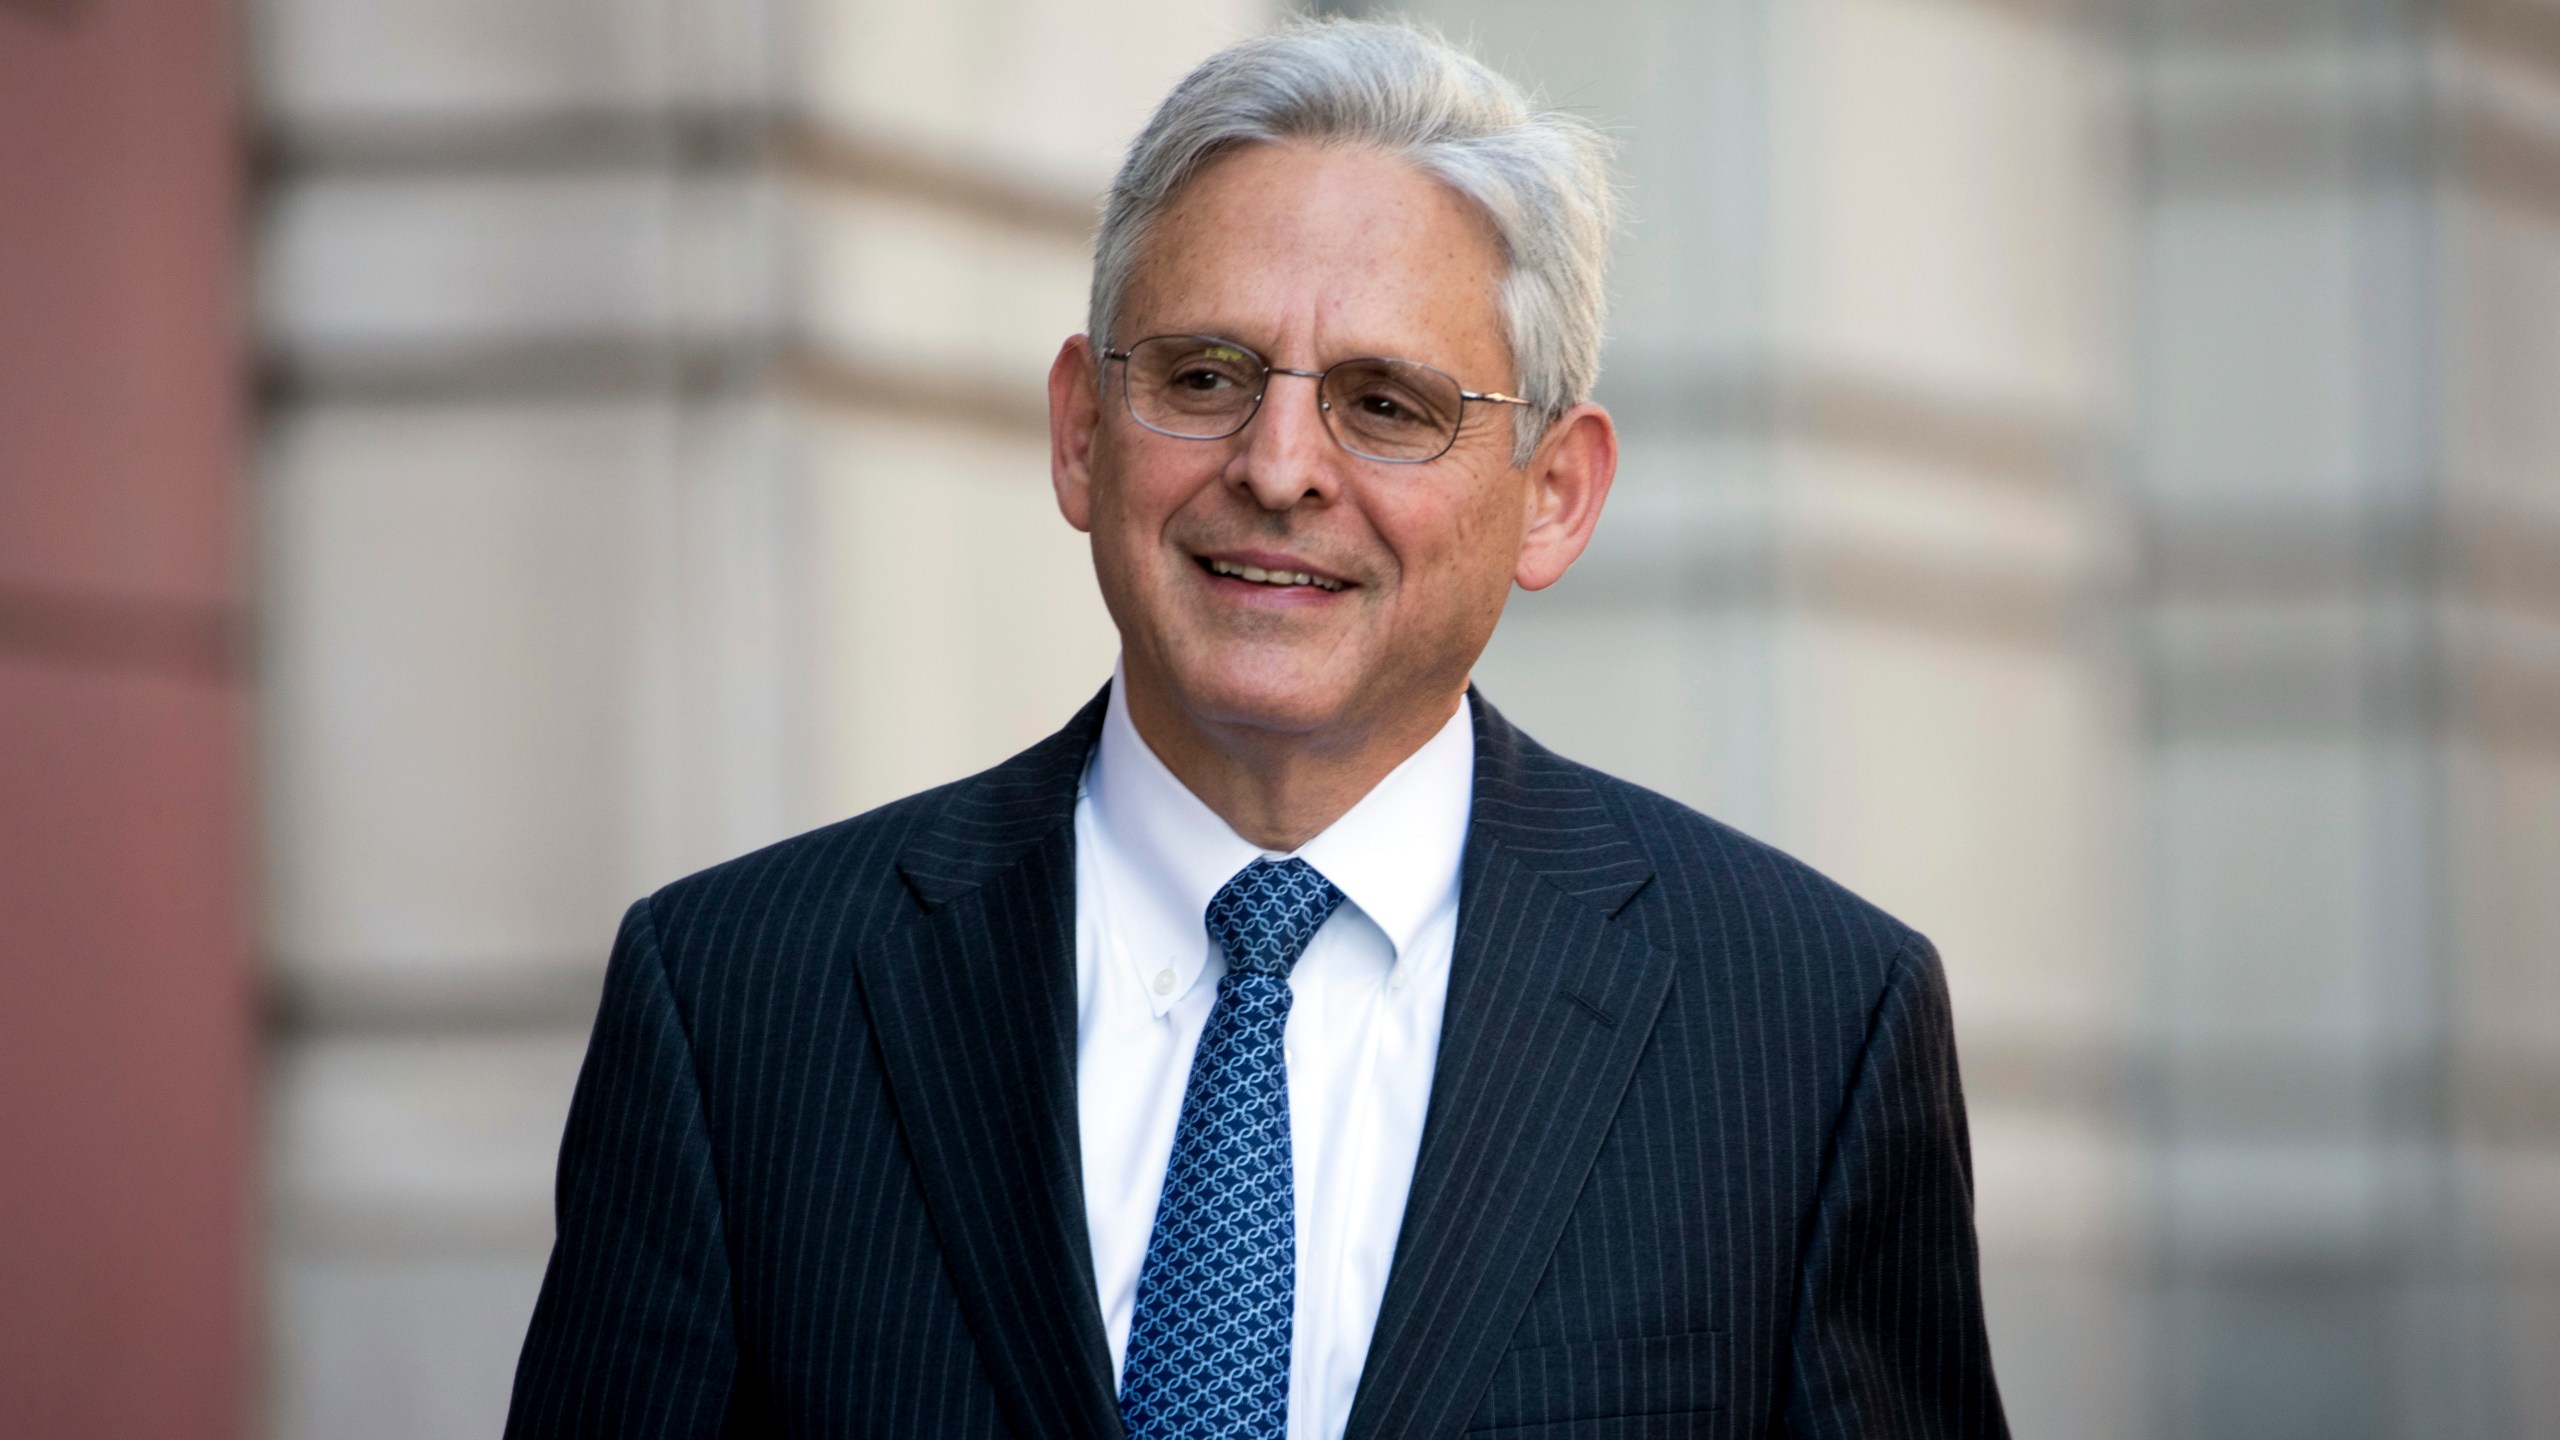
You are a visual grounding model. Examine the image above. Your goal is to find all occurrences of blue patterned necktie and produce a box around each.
[1118,857,1345,1440]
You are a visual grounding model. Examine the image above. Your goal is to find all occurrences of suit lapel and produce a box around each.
[854,688,1125,1440]
[851,687,1666,1440]
[1343,696,1673,1440]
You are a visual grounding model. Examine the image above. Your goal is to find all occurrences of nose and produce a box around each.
[1226,369,1342,512]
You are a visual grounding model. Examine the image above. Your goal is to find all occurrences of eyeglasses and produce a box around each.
[1101,334,1533,464]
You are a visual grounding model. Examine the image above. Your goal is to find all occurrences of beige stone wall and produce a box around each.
[2127,3,2560,1435]
[253,2,1261,1434]
[2444,18,2560,1436]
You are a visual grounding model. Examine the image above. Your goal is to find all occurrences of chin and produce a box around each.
[1166,648,1358,738]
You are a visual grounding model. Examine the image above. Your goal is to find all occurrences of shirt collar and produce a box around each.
[1084,663,1475,1015]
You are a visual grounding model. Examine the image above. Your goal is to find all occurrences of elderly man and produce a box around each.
[508,20,2006,1440]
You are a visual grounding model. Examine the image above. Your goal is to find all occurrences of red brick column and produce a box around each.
[0,1,252,1435]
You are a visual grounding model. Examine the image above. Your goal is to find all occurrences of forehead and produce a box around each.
[1121,142,1510,370]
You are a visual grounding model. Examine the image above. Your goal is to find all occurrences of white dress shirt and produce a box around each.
[1073,670,1473,1440]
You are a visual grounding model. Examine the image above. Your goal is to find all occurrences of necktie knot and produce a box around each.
[1205,857,1345,979]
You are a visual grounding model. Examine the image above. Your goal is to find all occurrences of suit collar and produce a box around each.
[869,683,1669,1440]
[1461,687,1655,916]
[893,683,1108,910]
[887,678,1647,922]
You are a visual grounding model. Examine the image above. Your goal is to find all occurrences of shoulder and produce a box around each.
[1608,765,1916,945]
[1502,723,1932,1007]
[635,775,970,964]
[635,685,1109,977]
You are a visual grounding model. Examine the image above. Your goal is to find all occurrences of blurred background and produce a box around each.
[3,0,2555,1435]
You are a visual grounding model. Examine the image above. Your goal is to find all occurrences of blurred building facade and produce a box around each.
[3,0,2553,1436]
[250,1,1249,1436]
[2126,4,2560,1435]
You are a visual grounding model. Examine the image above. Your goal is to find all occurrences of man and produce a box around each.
[508,20,2007,1440]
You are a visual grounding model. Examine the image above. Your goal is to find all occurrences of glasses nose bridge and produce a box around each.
[1255,363,1331,403]
[1240,362,1336,449]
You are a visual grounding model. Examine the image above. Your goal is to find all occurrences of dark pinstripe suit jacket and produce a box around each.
[508,687,2007,1439]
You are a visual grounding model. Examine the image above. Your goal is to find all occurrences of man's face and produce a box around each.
[1059,141,1535,746]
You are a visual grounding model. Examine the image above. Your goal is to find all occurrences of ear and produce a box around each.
[1049,334,1104,533]
[1513,402,1618,591]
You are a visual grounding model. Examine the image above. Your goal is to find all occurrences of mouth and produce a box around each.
[1198,554,1349,593]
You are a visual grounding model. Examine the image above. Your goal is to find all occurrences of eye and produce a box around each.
[1171,365,1239,392]
[1343,379,1442,430]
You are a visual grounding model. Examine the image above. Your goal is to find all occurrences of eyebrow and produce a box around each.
[1131,325,1473,375]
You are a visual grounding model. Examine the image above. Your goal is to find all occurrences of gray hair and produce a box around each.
[1088,18,1618,464]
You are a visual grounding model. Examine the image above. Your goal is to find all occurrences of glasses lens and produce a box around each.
[1321,358,1464,462]
[1124,336,1264,439]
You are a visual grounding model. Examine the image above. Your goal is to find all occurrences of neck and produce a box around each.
[1121,670,1465,853]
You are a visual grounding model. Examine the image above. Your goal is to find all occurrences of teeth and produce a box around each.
[1208,558,1344,591]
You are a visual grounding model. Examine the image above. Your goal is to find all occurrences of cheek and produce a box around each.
[1081,452,1152,594]
[1376,480,1522,608]
[1085,461,1160,575]
[1098,433,1217,547]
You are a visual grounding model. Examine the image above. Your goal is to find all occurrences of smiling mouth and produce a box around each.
[1201,557,1347,592]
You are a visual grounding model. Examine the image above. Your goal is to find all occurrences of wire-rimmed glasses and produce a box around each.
[1102,334,1532,464]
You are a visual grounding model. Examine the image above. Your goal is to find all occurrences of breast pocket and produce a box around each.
[1464,1329,1728,1437]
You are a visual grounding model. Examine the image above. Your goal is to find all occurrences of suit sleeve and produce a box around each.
[507,896,742,1438]
[1784,936,2010,1439]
